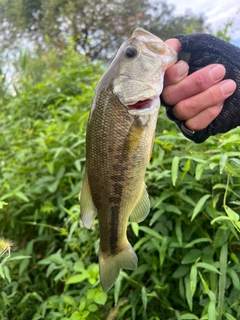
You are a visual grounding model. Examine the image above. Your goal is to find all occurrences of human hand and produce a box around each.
[163,39,236,131]
[161,34,240,143]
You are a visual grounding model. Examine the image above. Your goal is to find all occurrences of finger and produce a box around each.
[165,39,181,53]
[185,103,223,131]
[164,60,189,86]
[163,64,227,106]
[173,79,237,120]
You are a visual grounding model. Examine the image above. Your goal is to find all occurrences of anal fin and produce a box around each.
[129,185,150,223]
[79,169,97,229]
[99,242,137,292]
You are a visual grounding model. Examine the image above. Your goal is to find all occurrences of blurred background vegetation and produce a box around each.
[1,0,240,319]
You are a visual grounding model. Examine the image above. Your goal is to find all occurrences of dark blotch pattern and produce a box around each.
[110,205,121,253]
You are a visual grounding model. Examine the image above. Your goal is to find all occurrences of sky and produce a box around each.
[168,0,240,46]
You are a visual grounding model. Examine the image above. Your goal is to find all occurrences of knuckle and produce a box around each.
[162,86,176,105]
[207,87,221,103]
[174,102,189,120]
[206,107,218,119]
[205,104,222,119]
[194,73,206,90]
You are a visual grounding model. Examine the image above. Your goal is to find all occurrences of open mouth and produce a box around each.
[127,96,160,115]
[128,99,153,111]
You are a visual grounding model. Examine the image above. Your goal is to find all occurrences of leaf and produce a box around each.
[2,266,11,283]
[131,222,139,237]
[9,255,31,261]
[15,191,29,202]
[32,292,43,302]
[131,264,149,278]
[191,194,211,221]
[218,243,228,319]
[0,266,5,279]
[47,180,60,193]
[230,252,238,264]
[172,266,190,279]
[21,292,31,304]
[198,272,210,296]
[180,314,199,320]
[184,275,192,311]
[211,216,232,225]
[88,304,98,312]
[224,313,237,320]
[166,204,182,215]
[73,261,84,272]
[160,236,169,266]
[184,238,211,248]
[1,291,10,306]
[219,154,228,174]
[141,286,147,311]
[153,191,172,209]
[213,228,230,249]
[71,311,89,320]
[227,267,240,292]
[149,209,164,226]
[62,295,76,306]
[195,163,204,181]
[93,290,107,305]
[138,226,162,240]
[184,159,191,172]
[66,271,90,284]
[208,300,216,320]
[172,156,179,186]
[180,155,206,163]
[196,262,220,274]
[224,205,239,221]
[54,268,68,282]
[178,192,196,207]
[114,271,123,305]
[175,219,182,245]
[182,249,201,264]
[0,201,8,209]
[38,251,65,265]
[19,258,30,276]
[47,162,54,174]
[56,166,65,179]
[190,264,197,298]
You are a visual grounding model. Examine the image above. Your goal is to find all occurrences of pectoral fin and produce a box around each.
[79,170,97,229]
[129,185,150,223]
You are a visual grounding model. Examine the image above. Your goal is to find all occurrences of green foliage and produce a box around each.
[0,0,209,60]
[216,21,233,42]
[1,44,240,319]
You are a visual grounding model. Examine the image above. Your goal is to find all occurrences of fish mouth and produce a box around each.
[128,99,152,110]
[127,96,159,114]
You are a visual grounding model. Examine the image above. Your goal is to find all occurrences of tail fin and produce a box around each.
[99,242,138,292]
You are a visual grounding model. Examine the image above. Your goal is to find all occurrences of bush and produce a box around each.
[1,45,240,320]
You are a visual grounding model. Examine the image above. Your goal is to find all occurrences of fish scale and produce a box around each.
[80,28,177,292]
[87,85,148,250]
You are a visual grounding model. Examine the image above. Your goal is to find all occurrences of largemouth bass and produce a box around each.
[80,28,177,292]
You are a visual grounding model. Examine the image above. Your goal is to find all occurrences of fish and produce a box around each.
[80,28,177,292]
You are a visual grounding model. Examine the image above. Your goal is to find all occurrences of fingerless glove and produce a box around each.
[162,33,240,143]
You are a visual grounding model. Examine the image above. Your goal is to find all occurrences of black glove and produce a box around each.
[162,33,240,143]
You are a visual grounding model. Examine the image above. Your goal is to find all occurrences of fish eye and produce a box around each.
[125,47,138,58]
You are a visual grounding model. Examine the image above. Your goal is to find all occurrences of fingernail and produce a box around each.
[177,60,189,77]
[209,65,225,82]
[220,80,236,95]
